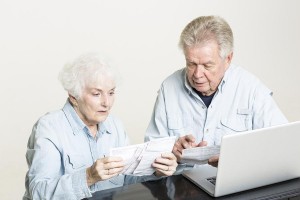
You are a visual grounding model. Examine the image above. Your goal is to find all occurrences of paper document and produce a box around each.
[181,145,220,165]
[110,136,176,176]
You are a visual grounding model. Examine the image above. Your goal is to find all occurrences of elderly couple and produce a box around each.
[23,16,287,200]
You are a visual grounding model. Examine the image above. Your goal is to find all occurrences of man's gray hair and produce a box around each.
[179,15,234,58]
[58,53,118,99]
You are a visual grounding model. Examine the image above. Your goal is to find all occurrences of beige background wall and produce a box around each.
[1,0,299,199]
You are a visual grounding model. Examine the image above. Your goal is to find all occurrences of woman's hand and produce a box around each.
[152,152,178,177]
[86,156,124,186]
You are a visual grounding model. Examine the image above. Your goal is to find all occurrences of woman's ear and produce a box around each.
[68,94,78,107]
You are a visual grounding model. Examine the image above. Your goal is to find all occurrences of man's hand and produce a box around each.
[208,155,219,167]
[86,156,124,186]
[196,140,208,147]
[172,134,208,162]
[172,134,209,162]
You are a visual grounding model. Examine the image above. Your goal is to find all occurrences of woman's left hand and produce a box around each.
[152,152,178,177]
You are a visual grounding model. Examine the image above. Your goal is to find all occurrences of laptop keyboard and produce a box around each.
[207,177,216,185]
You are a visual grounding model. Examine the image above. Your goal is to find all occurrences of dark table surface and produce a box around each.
[88,175,300,200]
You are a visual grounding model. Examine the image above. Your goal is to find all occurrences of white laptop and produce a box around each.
[182,121,300,197]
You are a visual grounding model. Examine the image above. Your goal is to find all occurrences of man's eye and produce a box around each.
[187,62,196,68]
[109,91,115,96]
[93,93,100,96]
[204,65,213,69]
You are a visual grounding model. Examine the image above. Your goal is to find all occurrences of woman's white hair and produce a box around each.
[58,53,119,99]
[179,15,234,59]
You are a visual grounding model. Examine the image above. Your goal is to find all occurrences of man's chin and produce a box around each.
[193,86,208,94]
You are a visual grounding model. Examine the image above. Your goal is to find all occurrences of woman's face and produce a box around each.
[71,77,115,128]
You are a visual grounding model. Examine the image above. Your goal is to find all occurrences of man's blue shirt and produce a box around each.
[145,64,288,145]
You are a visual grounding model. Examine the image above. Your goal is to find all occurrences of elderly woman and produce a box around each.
[23,53,178,200]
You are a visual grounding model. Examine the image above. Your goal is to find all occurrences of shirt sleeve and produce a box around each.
[25,119,92,200]
[145,86,170,142]
[252,84,288,128]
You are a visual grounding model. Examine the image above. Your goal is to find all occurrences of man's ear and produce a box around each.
[225,51,233,70]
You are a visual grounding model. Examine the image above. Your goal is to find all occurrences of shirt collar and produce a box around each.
[219,64,233,93]
[183,68,194,95]
[62,100,112,136]
[99,121,112,135]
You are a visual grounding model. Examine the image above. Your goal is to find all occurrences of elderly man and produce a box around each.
[145,16,287,167]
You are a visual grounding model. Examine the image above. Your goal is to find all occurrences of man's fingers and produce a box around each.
[178,135,195,149]
[208,155,219,167]
[185,134,196,143]
[173,141,183,152]
[173,142,183,161]
[197,140,208,147]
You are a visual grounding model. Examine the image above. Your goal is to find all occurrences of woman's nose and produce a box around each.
[101,95,109,107]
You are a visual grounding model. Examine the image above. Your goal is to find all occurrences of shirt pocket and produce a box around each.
[214,109,251,145]
[167,114,192,136]
[66,154,86,172]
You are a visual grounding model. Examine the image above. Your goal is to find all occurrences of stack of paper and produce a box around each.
[109,136,176,176]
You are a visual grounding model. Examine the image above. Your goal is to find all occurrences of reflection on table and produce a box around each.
[88,175,300,200]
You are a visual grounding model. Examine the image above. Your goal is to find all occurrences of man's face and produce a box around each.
[185,41,232,96]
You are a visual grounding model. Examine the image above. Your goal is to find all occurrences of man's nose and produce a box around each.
[194,65,205,78]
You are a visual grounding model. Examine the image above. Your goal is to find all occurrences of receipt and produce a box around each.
[181,145,220,165]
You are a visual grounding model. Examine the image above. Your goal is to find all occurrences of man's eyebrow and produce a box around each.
[186,60,216,65]
[204,61,215,65]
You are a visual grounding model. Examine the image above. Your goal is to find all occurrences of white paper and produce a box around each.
[181,145,220,165]
[109,136,176,176]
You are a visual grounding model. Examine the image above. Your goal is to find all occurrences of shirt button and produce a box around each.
[202,106,205,109]
[206,129,209,133]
